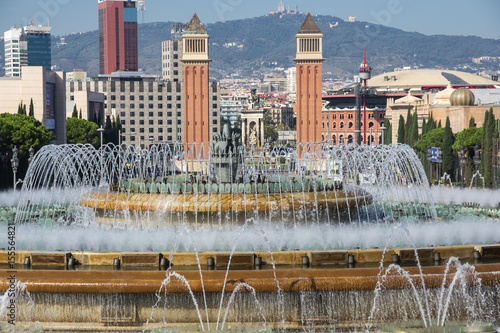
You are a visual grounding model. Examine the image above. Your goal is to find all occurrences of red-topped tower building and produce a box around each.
[294,13,324,146]
[98,0,139,75]
[182,14,211,148]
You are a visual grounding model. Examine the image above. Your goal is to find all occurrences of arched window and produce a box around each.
[369,122,374,128]
[348,122,353,129]
[333,122,337,129]
[340,122,344,129]
[348,135,353,144]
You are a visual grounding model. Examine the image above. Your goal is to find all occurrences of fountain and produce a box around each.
[1,126,499,331]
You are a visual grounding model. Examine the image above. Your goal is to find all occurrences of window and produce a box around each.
[176,96,181,101]
[158,128,163,133]
[130,120,135,125]
[167,104,172,109]
[348,122,353,129]
[140,128,144,133]
[139,112,144,117]
[130,96,135,101]
[177,112,181,117]
[130,112,135,117]
[176,104,181,108]
[140,120,145,125]
[111,95,116,101]
[167,128,173,133]
[139,96,144,101]
[213,120,217,125]
[168,136,173,141]
[177,120,181,125]
[213,104,218,109]
[212,96,217,101]
[130,103,135,108]
[121,120,126,125]
[149,120,154,125]
[130,136,136,141]
[213,128,218,133]
[158,112,163,117]
[340,122,344,129]
[120,96,125,101]
[173,70,178,76]
[158,96,163,101]
[167,120,172,125]
[139,104,144,109]
[348,114,353,119]
[213,112,218,117]
[120,104,125,108]
[340,114,344,119]
[149,96,154,101]
[380,113,385,119]
[369,122,374,128]
[159,136,163,141]
[111,103,116,109]
[70,96,74,101]
[149,112,154,117]
[130,128,136,133]
[167,112,172,117]
[158,104,163,109]
[158,119,163,125]
[167,96,172,101]
[173,62,178,68]
[120,112,125,117]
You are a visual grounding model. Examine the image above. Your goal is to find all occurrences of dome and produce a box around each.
[433,84,455,105]
[450,88,475,106]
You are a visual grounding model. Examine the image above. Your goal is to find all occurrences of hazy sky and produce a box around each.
[0,0,499,39]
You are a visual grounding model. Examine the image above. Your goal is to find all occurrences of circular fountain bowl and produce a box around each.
[379,321,495,333]
[80,189,373,213]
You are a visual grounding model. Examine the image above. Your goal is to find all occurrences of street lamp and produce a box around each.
[11,146,19,190]
[97,126,105,150]
[459,145,466,188]
[380,125,386,145]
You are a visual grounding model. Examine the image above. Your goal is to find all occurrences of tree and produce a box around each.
[480,108,496,188]
[72,104,78,118]
[404,105,412,143]
[29,98,34,117]
[79,108,82,119]
[66,117,99,147]
[442,117,454,178]
[397,115,405,144]
[438,120,442,128]
[263,114,278,143]
[469,116,476,128]
[0,113,56,189]
[453,127,482,186]
[383,118,392,144]
[414,127,445,154]
[17,101,26,115]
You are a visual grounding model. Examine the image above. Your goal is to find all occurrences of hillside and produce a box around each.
[2,13,500,79]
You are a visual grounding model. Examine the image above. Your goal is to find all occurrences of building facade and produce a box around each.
[0,66,66,144]
[294,13,324,145]
[4,23,51,77]
[98,0,139,74]
[66,71,220,147]
[162,40,183,82]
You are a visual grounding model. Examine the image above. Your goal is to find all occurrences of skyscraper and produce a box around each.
[98,0,138,75]
[294,13,324,146]
[4,27,27,77]
[4,23,51,77]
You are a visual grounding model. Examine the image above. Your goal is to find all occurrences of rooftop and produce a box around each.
[297,13,321,34]
[183,13,207,35]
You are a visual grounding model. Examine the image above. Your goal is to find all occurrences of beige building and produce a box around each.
[162,40,183,82]
[66,70,220,147]
[0,66,66,144]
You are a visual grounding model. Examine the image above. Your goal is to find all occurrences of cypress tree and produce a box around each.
[442,117,454,178]
[29,98,34,117]
[383,118,392,144]
[480,108,495,188]
[469,116,476,128]
[404,105,412,144]
[397,115,405,144]
[17,101,26,115]
[410,111,419,145]
[72,104,78,118]
[438,120,442,128]
[79,108,82,119]
[421,118,427,137]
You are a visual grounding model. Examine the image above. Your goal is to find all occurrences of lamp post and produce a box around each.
[473,144,481,189]
[426,146,432,185]
[459,145,466,188]
[97,126,105,150]
[11,146,19,190]
[380,126,386,145]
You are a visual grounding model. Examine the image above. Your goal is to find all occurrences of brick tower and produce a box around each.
[294,13,324,146]
[182,14,211,148]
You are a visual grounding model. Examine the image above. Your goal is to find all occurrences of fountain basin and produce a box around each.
[79,189,372,213]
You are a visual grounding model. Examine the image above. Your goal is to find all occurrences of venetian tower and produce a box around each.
[182,14,211,148]
[294,13,324,146]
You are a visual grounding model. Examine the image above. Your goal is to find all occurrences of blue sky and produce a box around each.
[1,0,499,39]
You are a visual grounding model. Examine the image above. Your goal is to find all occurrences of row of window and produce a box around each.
[323,113,385,120]
[107,95,182,101]
[322,121,376,129]
[120,111,183,118]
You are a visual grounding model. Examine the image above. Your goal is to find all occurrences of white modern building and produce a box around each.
[4,27,27,77]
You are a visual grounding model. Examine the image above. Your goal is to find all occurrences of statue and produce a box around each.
[249,128,257,145]
[249,89,260,110]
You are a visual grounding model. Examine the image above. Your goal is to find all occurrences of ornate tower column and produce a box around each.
[182,14,211,151]
[294,13,324,147]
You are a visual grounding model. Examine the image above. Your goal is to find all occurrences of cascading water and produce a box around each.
[1,136,500,331]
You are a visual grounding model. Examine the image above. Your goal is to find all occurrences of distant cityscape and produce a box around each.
[0,0,499,149]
